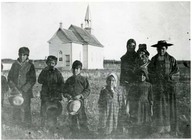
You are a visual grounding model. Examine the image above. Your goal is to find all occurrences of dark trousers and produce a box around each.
[13,96,31,124]
[40,99,57,128]
[69,105,89,137]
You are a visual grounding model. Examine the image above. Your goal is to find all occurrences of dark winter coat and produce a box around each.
[148,52,179,131]
[38,66,64,101]
[120,51,137,86]
[63,74,90,99]
[8,59,36,98]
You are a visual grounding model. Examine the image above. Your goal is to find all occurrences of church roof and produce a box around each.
[49,25,103,47]
[69,25,103,47]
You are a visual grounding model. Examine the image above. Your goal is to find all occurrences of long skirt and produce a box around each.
[153,82,177,132]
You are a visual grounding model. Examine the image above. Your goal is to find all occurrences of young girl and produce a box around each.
[38,55,64,130]
[127,68,153,138]
[98,73,125,138]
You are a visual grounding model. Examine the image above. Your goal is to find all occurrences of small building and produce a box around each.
[48,5,104,69]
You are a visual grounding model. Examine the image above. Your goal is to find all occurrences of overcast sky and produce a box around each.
[1,1,191,60]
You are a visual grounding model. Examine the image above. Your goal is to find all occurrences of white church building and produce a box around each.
[48,5,104,69]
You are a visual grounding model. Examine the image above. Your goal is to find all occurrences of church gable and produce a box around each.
[69,25,103,47]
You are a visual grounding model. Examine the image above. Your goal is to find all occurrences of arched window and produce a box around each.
[58,50,63,61]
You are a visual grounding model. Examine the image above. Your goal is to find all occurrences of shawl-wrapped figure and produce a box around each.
[148,40,179,134]
[98,73,126,138]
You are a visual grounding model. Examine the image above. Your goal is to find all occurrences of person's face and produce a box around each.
[138,73,146,82]
[106,76,116,89]
[127,42,136,52]
[47,60,56,69]
[139,51,146,59]
[72,67,81,76]
[19,53,28,62]
[157,46,167,56]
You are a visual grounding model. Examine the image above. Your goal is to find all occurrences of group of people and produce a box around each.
[1,38,179,138]
[119,39,179,137]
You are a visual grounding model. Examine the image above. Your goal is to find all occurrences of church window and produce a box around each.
[65,55,70,66]
[59,51,63,61]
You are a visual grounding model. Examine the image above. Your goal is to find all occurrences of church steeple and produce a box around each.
[84,5,92,34]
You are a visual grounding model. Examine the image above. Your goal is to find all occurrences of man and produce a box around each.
[8,47,36,127]
[148,40,179,135]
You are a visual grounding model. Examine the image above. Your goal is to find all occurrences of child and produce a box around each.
[127,68,153,138]
[98,73,125,138]
[63,60,90,138]
[38,55,64,129]
[8,47,36,126]
[1,64,9,107]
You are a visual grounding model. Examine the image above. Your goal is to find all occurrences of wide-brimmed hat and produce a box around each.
[8,94,24,106]
[151,40,173,47]
[67,99,82,115]
[46,101,62,116]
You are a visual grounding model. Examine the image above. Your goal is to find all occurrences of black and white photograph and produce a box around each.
[1,1,191,139]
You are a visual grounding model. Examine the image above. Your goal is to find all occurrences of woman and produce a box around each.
[148,40,179,135]
[120,39,137,86]
[120,39,137,129]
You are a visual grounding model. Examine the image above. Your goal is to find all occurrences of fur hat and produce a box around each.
[67,99,82,115]
[18,47,30,56]
[46,55,58,65]
[137,44,150,56]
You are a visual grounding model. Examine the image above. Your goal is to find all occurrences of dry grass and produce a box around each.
[1,64,191,139]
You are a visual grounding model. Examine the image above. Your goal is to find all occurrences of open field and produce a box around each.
[1,62,191,139]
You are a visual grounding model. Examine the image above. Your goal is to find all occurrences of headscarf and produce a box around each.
[127,39,136,48]
[106,72,118,88]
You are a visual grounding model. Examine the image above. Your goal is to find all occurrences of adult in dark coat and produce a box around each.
[119,39,138,133]
[8,47,36,126]
[120,39,137,86]
[148,40,179,135]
